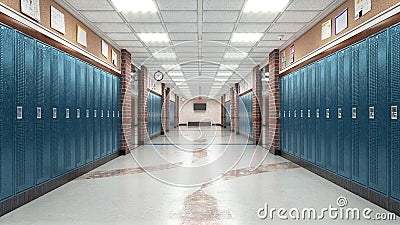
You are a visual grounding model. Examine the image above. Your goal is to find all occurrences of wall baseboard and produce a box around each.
[280,152,400,216]
[0,152,120,217]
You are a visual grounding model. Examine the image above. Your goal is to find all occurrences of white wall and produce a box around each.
[179,98,221,124]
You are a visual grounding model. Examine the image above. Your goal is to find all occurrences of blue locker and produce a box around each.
[100,71,106,157]
[294,72,301,157]
[86,65,94,163]
[225,101,230,128]
[315,60,325,167]
[288,74,294,155]
[170,101,175,128]
[75,60,86,167]
[390,23,400,201]
[308,64,316,163]
[368,30,389,195]
[64,53,76,171]
[337,47,352,179]
[300,68,307,160]
[106,74,112,154]
[147,93,152,137]
[112,76,117,153]
[351,40,369,186]
[325,53,338,173]
[93,68,101,160]
[0,24,15,200]
[285,76,289,153]
[117,77,121,149]
[15,32,35,193]
[280,78,284,152]
[35,41,51,184]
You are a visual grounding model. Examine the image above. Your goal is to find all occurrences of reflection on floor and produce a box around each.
[0,127,398,224]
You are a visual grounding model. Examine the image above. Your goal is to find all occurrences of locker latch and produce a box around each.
[17,106,23,120]
[338,108,342,119]
[101,110,104,118]
[284,111,286,118]
[300,110,303,118]
[107,110,110,118]
[94,110,97,118]
[392,106,398,120]
[86,109,90,118]
[369,107,375,119]
[316,109,320,118]
[289,111,291,118]
[66,108,70,119]
[308,109,311,118]
[77,109,80,119]
[37,107,42,119]
[53,108,57,119]
[326,109,330,119]
[352,108,357,119]
[118,111,120,118]
[294,110,297,118]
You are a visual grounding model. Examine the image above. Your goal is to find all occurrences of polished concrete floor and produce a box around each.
[0,127,398,224]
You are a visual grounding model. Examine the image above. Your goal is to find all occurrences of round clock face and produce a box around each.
[154,71,164,81]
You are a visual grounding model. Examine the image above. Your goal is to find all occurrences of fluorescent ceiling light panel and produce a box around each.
[162,65,181,71]
[154,52,177,59]
[112,0,158,13]
[243,0,289,13]
[167,71,184,76]
[224,52,247,59]
[216,72,233,77]
[231,33,263,42]
[138,33,169,43]
[219,65,239,70]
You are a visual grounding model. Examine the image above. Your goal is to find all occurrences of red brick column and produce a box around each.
[252,66,262,145]
[175,94,179,127]
[138,66,148,145]
[221,95,226,127]
[120,49,132,155]
[268,49,281,155]
[162,84,170,133]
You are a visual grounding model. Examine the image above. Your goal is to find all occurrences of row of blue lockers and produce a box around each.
[225,101,231,128]
[238,92,253,138]
[147,92,162,137]
[0,23,121,202]
[170,101,175,128]
[280,23,400,201]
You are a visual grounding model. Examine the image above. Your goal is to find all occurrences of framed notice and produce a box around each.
[51,6,65,34]
[21,0,41,21]
[321,19,332,40]
[77,25,87,47]
[289,45,295,64]
[355,0,371,20]
[281,51,286,69]
[112,49,118,66]
[101,40,109,58]
[335,9,348,35]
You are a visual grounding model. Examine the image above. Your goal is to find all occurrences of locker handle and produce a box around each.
[300,110,303,118]
[66,108,70,119]
[17,106,23,120]
[37,107,42,119]
[326,109,330,119]
[101,110,104,118]
[86,109,90,118]
[77,109,80,119]
[53,108,57,119]
[352,108,357,119]
[369,107,375,119]
[338,108,342,119]
[392,106,398,120]
[316,109,320,118]
[308,109,311,118]
[94,110,97,118]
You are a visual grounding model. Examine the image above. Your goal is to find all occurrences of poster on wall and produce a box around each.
[355,0,371,20]
[112,49,118,66]
[281,51,286,69]
[77,25,87,47]
[335,9,348,35]
[321,19,332,40]
[101,40,109,58]
[51,6,65,34]
[289,45,295,64]
[21,0,41,21]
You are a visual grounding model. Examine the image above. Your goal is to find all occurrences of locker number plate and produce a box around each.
[37,107,42,119]
[352,108,357,119]
[338,108,342,119]
[392,106,398,120]
[66,108,70,119]
[53,108,57,119]
[369,107,375,119]
[17,106,23,120]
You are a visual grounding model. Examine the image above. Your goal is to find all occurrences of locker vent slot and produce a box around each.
[392,30,400,103]
[352,121,360,177]
[338,122,344,171]
[369,41,378,105]
[392,122,400,197]
[352,48,359,105]
[338,54,344,106]
[369,121,378,184]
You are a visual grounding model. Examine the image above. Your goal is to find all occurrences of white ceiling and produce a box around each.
[58,0,343,98]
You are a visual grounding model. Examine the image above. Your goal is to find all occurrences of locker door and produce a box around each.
[100,71,106,157]
[390,24,400,200]
[117,77,121,149]
[351,40,369,186]
[75,60,85,167]
[170,101,175,129]
[64,54,76,171]
[285,76,289,153]
[35,42,51,184]
[280,78,284,152]
[368,31,389,194]
[325,54,338,173]
[112,76,117,153]
[294,72,301,157]
[338,47,352,179]
[0,24,15,200]
[107,74,112,154]
[93,68,101,160]
[86,65,94,163]
[308,64,316,163]
[316,60,325,167]
[301,68,307,160]
[147,93,151,137]
[15,32,35,193]
[288,74,294,155]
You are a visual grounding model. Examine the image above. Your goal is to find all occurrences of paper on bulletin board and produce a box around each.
[321,19,332,40]
[77,25,87,47]
[355,0,371,20]
[335,9,348,35]
[289,45,295,64]
[51,6,65,34]
[112,49,118,66]
[281,51,286,69]
[102,40,109,58]
[21,0,41,21]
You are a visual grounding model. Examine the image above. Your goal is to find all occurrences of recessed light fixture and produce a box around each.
[243,0,289,13]
[167,71,184,77]
[154,52,177,59]
[231,33,263,43]
[223,52,248,59]
[219,65,239,70]
[138,33,169,43]
[216,72,233,77]
[162,65,181,71]
[111,0,158,13]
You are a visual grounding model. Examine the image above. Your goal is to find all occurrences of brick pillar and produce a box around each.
[233,84,239,134]
[268,49,280,155]
[175,94,179,127]
[221,95,226,127]
[161,84,170,134]
[138,66,148,145]
[252,66,262,145]
[120,49,132,155]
